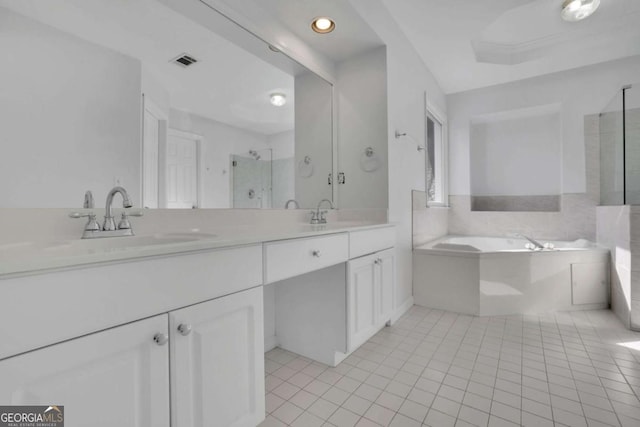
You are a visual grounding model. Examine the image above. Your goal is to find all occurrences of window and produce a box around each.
[425,103,448,206]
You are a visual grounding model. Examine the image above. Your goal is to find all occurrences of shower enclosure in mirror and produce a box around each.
[231,149,274,209]
[600,84,640,205]
[0,0,333,209]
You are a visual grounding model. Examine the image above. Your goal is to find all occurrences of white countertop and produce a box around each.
[0,221,394,278]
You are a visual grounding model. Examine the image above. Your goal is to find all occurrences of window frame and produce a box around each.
[425,97,449,207]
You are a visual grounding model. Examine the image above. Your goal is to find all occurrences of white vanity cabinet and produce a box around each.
[0,287,264,427]
[347,248,396,352]
[0,314,171,427]
[0,223,396,425]
[347,254,377,349]
[170,286,264,427]
[0,244,264,427]
[269,226,397,366]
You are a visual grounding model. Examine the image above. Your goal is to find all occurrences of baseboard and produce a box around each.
[264,334,278,353]
[391,297,414,324]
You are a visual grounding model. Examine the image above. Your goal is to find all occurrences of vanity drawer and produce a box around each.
[350,226,396,258]
[264,233,349,283]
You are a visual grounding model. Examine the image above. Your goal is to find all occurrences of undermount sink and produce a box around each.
[0,232,220,260]
[42,232,218,254]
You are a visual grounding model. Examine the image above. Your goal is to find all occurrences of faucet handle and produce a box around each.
[69,212,100,231]
[118,210,144,230]
[319,210,328,223]
[118,213,131,230]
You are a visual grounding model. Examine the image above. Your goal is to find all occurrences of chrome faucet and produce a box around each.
[311,198,334,224]
[103,186,133,231]
[516,233,545,250]
[285,199,300,209]
[70,187,143,239]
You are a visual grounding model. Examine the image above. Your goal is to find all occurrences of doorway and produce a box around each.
[166,129,202,209]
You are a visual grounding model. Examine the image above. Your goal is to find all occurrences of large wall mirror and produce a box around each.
[0,0,333,209]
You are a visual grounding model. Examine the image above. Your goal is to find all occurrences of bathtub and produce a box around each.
[413,235,610,316]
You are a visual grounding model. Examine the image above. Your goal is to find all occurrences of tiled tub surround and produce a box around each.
[413,236,609,317]
[261,306,640,427]
[597,206,632,329]
[448,194,597,242]
[598,205,640,331]
[411,191,448,248]
[470,195,561,212]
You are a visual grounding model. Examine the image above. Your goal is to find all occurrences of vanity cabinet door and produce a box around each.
[0,314,170,427]
[348,254,378,352]
[376,248,396,325]
[169,286,264,427]
[348,249,396,353]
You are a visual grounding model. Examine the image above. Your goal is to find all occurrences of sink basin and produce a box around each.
[0,232,220,261]
[158,231,218,240]
[42,232,217,254]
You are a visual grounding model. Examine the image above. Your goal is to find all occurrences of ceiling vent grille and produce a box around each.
[171,53,198,68]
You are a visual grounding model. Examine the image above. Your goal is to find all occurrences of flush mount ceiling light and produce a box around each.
[311,17,335,34]
[270,93,286,107]
[561,0,601,22]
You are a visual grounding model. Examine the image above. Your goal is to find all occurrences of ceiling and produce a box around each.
[380,0,640,94]
[6,0,636,115]
[256,0,384,63]
[0,0,296,135]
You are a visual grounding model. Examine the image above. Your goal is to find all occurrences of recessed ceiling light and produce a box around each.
[311,17,335,34]
[270,93,286,107]
[561,0,600,22]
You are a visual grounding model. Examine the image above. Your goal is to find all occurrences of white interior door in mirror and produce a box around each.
[143,97,167,209]
[166,129,201,209]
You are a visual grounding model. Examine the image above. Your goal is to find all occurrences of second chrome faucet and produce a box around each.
[310,198,334,224]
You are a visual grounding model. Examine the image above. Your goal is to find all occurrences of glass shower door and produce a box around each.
[231,149,272,208]
[600,90,624,205]
[625,86,640,204]
[600,85,640,205]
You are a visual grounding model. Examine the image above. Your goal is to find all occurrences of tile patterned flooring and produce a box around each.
[260,306,640,427]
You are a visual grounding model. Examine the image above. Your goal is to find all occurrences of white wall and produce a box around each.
[142,66,171,118]
[0,8,142,208]
[470,110,562,196]
[267,130,294,160]
[449,55,640,196]
[169,109,269,208]
[294,72,333,209]
[347,0,447,314]
[337,47,389,210]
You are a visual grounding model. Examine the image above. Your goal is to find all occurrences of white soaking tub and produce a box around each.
[413,235,610,316]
